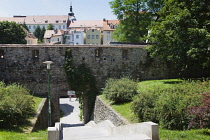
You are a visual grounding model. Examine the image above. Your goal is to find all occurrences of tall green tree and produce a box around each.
[0,21,26,44]
[148,0,210,77]
[41,27,46,42]
[33,25,41,41]
[47,24,54,30]
[110,0,154,43]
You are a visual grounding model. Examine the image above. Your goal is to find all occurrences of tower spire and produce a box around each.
[68,1,74,16]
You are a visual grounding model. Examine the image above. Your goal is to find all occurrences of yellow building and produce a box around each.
[86,28,102,45]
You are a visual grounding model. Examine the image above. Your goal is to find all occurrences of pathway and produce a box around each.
[59,98,84,139]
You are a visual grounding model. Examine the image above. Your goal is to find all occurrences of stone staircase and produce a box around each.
[62,120,158,140]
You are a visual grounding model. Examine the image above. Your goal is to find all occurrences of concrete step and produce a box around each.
[83,134,151,140]
[63,126,110,140]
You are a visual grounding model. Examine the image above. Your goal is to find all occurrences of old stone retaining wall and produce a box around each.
[32,98,48,132]
[93,96,129,126]
[0,44,176,125]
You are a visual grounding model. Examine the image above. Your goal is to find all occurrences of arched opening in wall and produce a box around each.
[59,91,83,128]
[32,50,39,59]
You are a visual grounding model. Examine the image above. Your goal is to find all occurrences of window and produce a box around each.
[33,26,36,29]
[63,25,66,29]
[32,50,39,59]
[96,35,99,39]
[58,38,59,41]
[122,49,128,59]
[76,35,79,39]
[67,36,71,40]
[92,29,94,32]
[95,49,99,57]
[107,35,110,41]
[59,25,61,29]
[110,25,114,29]
[0,50,4,59]
[107,31,110,34]
[87,35,90,39]
[92,35,95,39]
[28,26,31,29]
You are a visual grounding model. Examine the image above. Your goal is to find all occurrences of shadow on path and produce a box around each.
[60,103,74,116]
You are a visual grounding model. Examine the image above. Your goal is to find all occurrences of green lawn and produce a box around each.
[0,96,47,140]
[100,79,210,140]
[0,130,47,140]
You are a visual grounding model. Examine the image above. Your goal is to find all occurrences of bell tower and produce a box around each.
[68,2,74,16]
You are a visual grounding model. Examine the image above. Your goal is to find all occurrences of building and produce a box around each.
[65,30,85,45]
[44,29,64,44]
[86,28,102,45]
[103,19,119,45]
[0,4,76,34]
[69,20,103,31]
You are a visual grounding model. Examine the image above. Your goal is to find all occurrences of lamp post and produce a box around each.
[43,61,53,127]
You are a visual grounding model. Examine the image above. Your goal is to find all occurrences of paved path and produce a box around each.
[60,98,84,139]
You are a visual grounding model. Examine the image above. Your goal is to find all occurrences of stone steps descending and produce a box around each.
[63,126,110,140]
[62,120,155,140]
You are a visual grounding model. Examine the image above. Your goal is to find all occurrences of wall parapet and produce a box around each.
[93,96,129,126]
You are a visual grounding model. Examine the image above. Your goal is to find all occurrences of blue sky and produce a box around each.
[0,0,117,20]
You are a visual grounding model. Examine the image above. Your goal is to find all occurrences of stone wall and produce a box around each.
[0,44,175,125]
[32,98,48,132]
[93,96,129,126]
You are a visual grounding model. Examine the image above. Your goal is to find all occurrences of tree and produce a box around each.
[47,24,54,30]
[33,25,46,42]
[0,21,26,44]
[33,25,41,41]
[21,22,29,31]
[41,27,46,42]
[148,0,210,77]
[110,0,162,43]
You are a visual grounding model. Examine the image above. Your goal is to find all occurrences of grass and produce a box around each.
[0,130,47,140]
[160,128,210,140]
[0,96,47,140]
[137,79,183,93]
[33,96,45,111]
[101,79,210,140]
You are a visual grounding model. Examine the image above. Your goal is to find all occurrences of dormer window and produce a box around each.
[110,25,114,29]
[63,20,66,23]
[45,20,48,23]
[55,20,59,23]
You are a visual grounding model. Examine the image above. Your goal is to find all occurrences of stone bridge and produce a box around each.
[0,44,173,125]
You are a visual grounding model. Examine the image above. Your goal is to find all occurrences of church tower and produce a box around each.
[68,2,74,16]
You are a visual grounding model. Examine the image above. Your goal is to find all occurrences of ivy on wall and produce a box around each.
[64,49,98,122]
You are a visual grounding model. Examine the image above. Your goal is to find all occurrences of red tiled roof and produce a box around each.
[103,20,119,31]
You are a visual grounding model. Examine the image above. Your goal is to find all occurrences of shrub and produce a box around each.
[102,77,137,104]
[131,91,158,122]
[131,80,209,130]
[154,86,199,130]
[0,82,35,128]
[187,92,210,129]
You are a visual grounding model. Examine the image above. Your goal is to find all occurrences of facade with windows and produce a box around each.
[86,28,102,45]
[0,15,70,34]
[103,19,119,45]
[44,29,64,44]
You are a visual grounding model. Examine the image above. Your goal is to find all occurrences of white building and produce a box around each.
[65,30,85,45]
